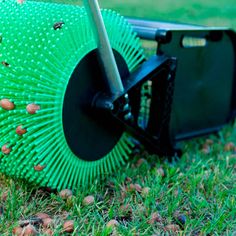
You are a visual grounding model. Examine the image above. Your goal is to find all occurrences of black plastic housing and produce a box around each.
[128,18,236,142]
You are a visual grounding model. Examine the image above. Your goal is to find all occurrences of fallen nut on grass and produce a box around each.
[136,158,147,167]
[1,191,8,201]
[201,146,210,154]
[22,224,38,236]
[12,226,23,236]
[35,212,50,220]
[141,187,150,196]
[26,103,40,114]
[125,177,132,183]
[119,204,132,215]
[106,219,119,228]
[16,125,27,136]
[134,183,142,192]
[43,228,53,236]
[1,144,12,155]
[224,142,235,152]
[175,214,187,226]
[42,217,53,228]
[129,183,136,191]
[129,183,142,192]
[205,139,214,145]
[148,212,162,224]
[59,189,73,199]
[137,204,147,215]
[63,220,74,233]
[0,99,15,110]
[83,195,95,205]
[156,167,165,177]
[164,224,180,232]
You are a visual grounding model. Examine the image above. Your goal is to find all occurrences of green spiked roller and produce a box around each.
[0,0,145,190]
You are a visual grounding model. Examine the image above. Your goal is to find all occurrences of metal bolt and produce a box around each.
[103,101,114,111]
[124,112,132,121]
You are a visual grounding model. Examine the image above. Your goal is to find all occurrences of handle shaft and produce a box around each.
[83,0,124,97]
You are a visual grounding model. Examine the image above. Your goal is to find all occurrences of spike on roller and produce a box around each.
[26,103,40,114]
[1,144,12,155]
[0,99,15,110]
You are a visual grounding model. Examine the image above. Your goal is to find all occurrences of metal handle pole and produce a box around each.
[83,0,124,97]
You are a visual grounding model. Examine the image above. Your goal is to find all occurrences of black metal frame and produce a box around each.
[114,56,178,156]
[80,19,236,157]
[128,18,236,142]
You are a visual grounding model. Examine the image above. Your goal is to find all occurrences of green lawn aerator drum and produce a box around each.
[0,0,145,190]
[1,0,236,190]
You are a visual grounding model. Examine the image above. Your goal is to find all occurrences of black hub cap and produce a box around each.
[63,49,130,161]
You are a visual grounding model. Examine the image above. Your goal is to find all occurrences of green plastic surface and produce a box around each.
[0,0,145,190]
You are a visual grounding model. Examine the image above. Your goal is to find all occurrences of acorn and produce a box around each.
[136,158,147,167]
[106,219,119,228]
[63,220,74,233]
[137,204,147,215]
[0,99,15,110]
[42,217,53,228]
[59,189,73,200]
[224,142,235,152]
[23,224,38,236]
[1,144,11,155]
[1,191,8,201]
[34,165,46,171]
[35,212,50,220]
[141,187,150,197]
[134,184,142,192]
[156,167,165,177]
[43,229,53,236]
[205,139,214,145]
[26,104,40,114]
[83,195,95,206]
[164,224,180,233]
[175,214,187,226]
[129,183,136,191]
[16,125,27,136]
[119,204,132,216]
[148,212,162,224]
[125,177,132,183]
[201,146,210,154]
[12,226,23,236]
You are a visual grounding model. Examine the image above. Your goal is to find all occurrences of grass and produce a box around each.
[0,129,236,235]
[34,0,236,29]
[0,0,236,235]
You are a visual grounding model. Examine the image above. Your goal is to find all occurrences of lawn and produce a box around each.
[0,0,236,235]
